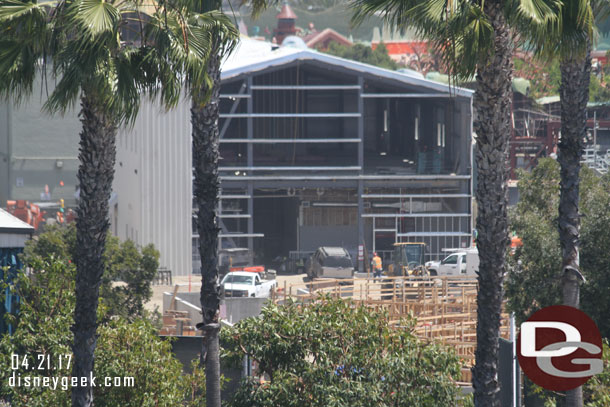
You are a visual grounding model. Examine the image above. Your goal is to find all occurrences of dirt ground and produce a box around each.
[145,272,308,313]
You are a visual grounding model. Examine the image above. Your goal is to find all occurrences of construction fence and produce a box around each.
[272,275,511,383]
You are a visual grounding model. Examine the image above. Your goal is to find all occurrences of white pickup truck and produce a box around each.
[221,271,277,298]
[425,248,479,277]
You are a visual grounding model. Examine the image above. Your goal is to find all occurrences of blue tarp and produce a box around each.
[0,248,22,336]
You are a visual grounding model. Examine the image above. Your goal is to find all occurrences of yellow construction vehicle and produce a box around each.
[386,242,428,277]
[381,242,428,300]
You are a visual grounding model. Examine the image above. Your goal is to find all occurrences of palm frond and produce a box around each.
[0,0,56,21]
[1,0,239,123]
[0,0,56,103]
[520,0,593,60]
[351,0,492,80]
[513,0,560,24]
[69,0,121,35]
[239,0,278,20]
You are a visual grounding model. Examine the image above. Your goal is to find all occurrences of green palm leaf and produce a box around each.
[74,0,120,35]
[0,0,55,21]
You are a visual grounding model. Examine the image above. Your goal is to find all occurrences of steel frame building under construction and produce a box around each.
[193,38,475,272]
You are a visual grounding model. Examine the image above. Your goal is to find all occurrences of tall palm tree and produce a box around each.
[526,1,610,404]
[558,53,590,407]
[0,1,226,406]
[192,44,225,407]
[556,13,592,407]
[189,1,238,406]
[350,1,558,405]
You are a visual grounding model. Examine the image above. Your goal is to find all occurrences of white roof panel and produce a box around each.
[0,208,35,234]
[221,37,473,98]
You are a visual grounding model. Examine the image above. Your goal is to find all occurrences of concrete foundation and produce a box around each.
[163,292,270,326]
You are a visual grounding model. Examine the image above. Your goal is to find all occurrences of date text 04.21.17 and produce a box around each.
[11,354,72,371]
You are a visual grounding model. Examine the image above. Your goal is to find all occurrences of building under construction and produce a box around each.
[198,38,475,271]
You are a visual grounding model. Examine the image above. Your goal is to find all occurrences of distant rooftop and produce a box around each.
[277,3,297,19]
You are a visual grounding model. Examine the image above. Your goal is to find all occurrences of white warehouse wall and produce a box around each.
[112,96,192,276]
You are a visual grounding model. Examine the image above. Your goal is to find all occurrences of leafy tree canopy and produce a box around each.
[222,297,468,407]
[506,158,610,338]
[22,224,159,320]
[323,42,398,70]
[0,258,205,406]
[514,55,610,101]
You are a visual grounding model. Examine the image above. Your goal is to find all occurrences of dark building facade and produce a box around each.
[191,39,475,271]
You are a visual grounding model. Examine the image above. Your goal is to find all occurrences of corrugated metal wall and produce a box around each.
[114,96,192,277]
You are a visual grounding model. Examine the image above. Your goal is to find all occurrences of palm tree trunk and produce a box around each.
[71,92,117,407]
[558,44,591,407]
[192,48,222,407]
[471,1,513,406]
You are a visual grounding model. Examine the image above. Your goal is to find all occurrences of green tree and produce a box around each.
[349,0,561,404]
[506,158,610,337]
[0,1,226,405]
[585,341,610,407]
[514,57,561,99]
[22,224,76,262]
[323,42,398,70]
[0,258,201,407]
[22,224,160,321]
[222,297,465,407]
[588,74,610,102]
[101,238,160,319]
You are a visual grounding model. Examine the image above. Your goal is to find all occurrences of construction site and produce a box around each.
[157,272,511,385]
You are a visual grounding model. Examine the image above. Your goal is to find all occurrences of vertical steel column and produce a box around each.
[357,76,364,271]
[247,76,254,167]
[247,76,254,251]
[469,98,474,244]
[217,195,223,252]
[247,183,253,251]
[6,103,12,201]
[358,77,364,170]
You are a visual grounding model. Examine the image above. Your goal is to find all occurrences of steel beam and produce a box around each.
[357,76,365,271]
[361,213,470,218]
[246,76,253,168]
[219,195,251,199]
[397,232,471,237]
[219,81,247,139]
[219,94,251,99]
[219,138,361,143]
[220,174,470,181]
[362,194,470,199]
[219,113,360,118]
[219,233,264,238]
[220,166,361,171]
[361,93,452,98]
[247,182,253,251]
[250,85,360,90]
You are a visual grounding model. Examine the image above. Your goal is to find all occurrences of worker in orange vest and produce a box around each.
[372,252,383,280]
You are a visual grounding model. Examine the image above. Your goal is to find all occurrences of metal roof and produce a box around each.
[221,37,474,98]
[0,208,35,234]
[319,247,351,257]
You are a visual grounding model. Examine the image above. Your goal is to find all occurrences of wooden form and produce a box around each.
[272,275,511,371]
[160,310,197,336]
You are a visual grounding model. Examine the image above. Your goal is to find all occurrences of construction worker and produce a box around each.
[372,252,383,280]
